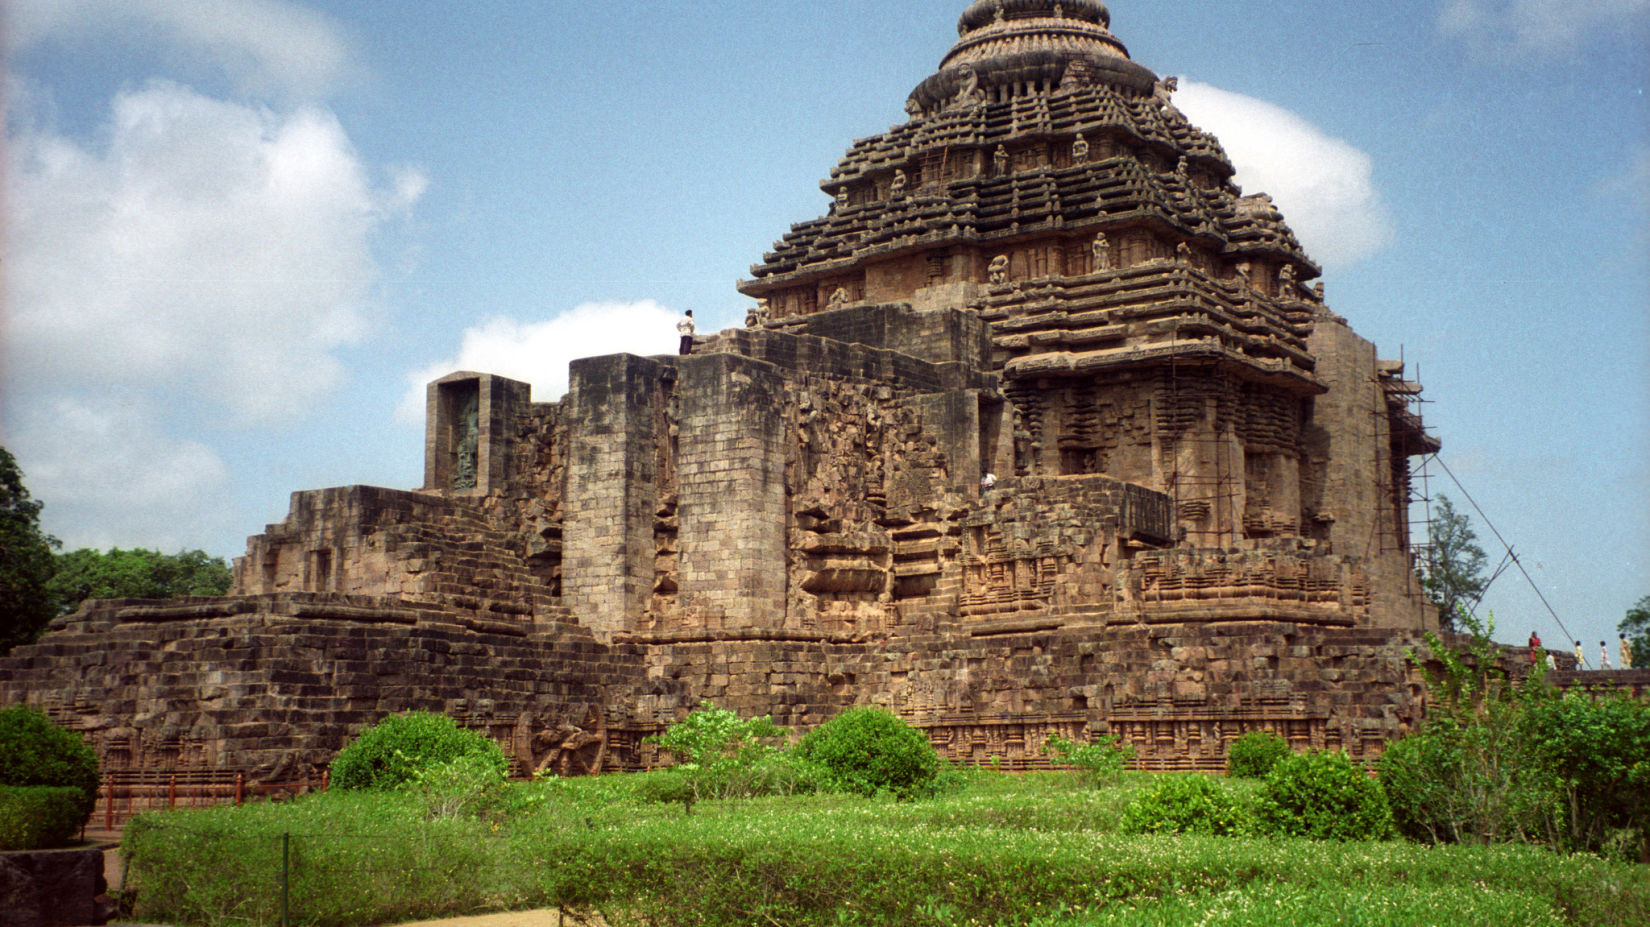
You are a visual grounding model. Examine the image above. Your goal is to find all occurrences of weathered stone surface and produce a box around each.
[0,846,107,927]
[1,2,1456,797]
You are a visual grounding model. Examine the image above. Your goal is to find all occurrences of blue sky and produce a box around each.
[3,0,1646,652]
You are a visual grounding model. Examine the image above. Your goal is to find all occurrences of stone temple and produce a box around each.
[1,0,1443,790]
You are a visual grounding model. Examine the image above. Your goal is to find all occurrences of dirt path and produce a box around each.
[388,912,603,927]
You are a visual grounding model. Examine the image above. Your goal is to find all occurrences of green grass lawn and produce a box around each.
[121,770,1649,927]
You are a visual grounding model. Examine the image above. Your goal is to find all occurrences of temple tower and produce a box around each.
[740,0,1433,564]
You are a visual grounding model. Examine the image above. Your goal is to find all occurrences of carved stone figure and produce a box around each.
[1278,263,1297,296]
[829,286,849,309]
[994,145,1010,176]
[454,393,479,491]
[1072,133,1089,162]
[952,64,987,110]
[891,169,908,197]
[1012,409,1034,475]
[988,254,1010,284]
[1091,232,1111,272]
[835,186,849,209]
[1176,241,1192,264]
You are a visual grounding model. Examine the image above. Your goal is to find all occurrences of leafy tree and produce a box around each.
[1619,595,1649,670]
[1423,495,1488,630]
[46,547,232,615]
[0,448,60,654]
[0,705,99,826]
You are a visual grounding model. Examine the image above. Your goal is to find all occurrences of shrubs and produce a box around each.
[1120,773,1250,836]
[330,712,507,792]
[1042,733,1135,785]
[644,701,813,803]
[0,705,99,827]
[1256,750,1393,841]
[0,785,86,850]
[1226,730,1290,779]
[1382,614,1650,857]
[1378,728,1471,844]
[797,706,940,799]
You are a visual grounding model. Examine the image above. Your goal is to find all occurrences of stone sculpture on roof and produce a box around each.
[2,1,1449,798]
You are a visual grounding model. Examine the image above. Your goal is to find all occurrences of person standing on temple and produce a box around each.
[677,309,696,355]
[1527,631,1541,665]
[1600,640,1612,670]
[1621,633,1633,670]
[1574,640,1587,669]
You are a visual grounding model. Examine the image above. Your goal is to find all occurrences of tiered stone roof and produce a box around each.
[741,0,1322,393]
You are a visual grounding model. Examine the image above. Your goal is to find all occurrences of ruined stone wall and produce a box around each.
[623,621,1426,772]
[0,595,652,782]
[676,354,790,631]
[563,355,674,641]
[232,486,559,626]
[1303,313,1435,630]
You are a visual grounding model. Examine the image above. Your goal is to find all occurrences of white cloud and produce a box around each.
[4,0,353,98]
[398,301,684,421]
[1173,81,1394,270]
[6,394,234,552]
[5,79,421,425]
[1438,0,1650,56]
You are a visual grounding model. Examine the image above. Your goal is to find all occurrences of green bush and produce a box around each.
[0,705,99,824]
[797,706,940,799]
[0,785,85,849]
[408,752,508,820]
[1256,750,1393,841]
[1379,729,1469,843]
[1388,615,1650,857]
[1119,773,1251,836]
[1519,691,1650,857]
[1226,730,1290,779]
[1042,733,1135,785]
[329,711,506,791]
[643,701,809,804]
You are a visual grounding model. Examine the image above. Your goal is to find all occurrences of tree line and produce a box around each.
[0,447,231,654]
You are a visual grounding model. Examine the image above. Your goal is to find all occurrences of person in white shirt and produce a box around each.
[677,310,696,355]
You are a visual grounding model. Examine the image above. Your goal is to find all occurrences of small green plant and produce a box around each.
[1226,730,1290,779]
[329,711,506,791]
[408,752,508,820]
[797,705,941,799]
[0,705,99,826]
[0,785,86,849]
[1042,732,1134,784]
[1255,749,1393,841]
[643,701,802,805]
[1119,773,1251,836]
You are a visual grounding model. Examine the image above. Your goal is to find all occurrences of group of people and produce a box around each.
[1531,631,1634,671]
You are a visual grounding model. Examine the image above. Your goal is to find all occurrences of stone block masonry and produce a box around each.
[1,1,1463,786]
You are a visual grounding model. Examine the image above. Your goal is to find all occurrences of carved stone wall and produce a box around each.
[0,1,1457,786]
